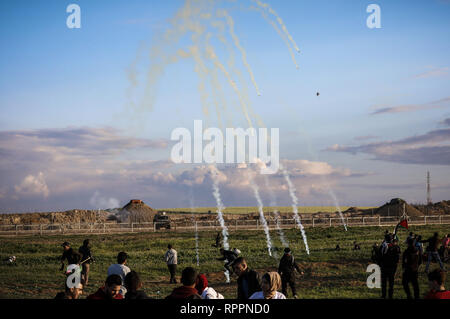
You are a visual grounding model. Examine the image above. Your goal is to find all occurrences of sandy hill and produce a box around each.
[117,199,157,223]
[375,198,422,217]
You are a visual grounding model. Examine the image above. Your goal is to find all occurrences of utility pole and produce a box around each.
[427,171,432,206]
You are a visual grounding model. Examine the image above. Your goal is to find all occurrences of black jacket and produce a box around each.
[381,244,401,269]
[125,290,151,299]
[217,250,238,262]
[78,245,92,264]
[278,254,301,276]
[237,269,261,300]
[60,248,80,265]
[402,246,421,273]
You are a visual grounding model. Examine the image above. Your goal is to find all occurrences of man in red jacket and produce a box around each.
[87,274,124,300]
[425,269,450,299]
[166,267,202,299]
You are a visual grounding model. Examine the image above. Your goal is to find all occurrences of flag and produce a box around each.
[393,218,408,236]
[398,219,408,229]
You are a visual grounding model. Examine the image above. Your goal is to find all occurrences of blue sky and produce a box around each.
[0,0,449,212]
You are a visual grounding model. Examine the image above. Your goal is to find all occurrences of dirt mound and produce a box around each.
[375,198,422,217]
[412,200,450,215]
[119,199,157,223]
[0,210,108,225]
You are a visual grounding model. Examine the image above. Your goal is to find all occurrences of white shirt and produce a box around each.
[201,287,224,299]
[249,291,286,299]
[107,263,131,282]
[165,249,178,265]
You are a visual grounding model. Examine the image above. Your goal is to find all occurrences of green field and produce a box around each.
[0,224,448,299]
[159,206,375,214]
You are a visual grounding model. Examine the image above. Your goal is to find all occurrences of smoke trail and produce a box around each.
[248,172,273,257]
[205,45,254,129]
[327,187,347,231]
[252,0,301,53]
[194,220,200,266]
[252,6,299,69]
[263,175,289,247]
[210,165,231,283]
[189,187,200,266]
[218,9,261,96]
[280,164,310,255]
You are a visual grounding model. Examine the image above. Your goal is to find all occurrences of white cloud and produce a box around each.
[14,172,49,198]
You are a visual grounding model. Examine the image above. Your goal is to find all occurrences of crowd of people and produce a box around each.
[55,240,304,300]
[55,230,449,300]
[371,230,449,299]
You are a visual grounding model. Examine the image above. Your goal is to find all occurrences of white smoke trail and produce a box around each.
[252,0,301,53]
[218,9,262,96]
[248,172,273,257]
[210,166,231,283]
[280,164,310,255]
[327,187,347,231]
[189,188,200,266]
[194,221,200,266]
[252,6,299,69]
[263,174,289,248]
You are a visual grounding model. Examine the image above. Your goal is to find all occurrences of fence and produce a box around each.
[0,215,449,237]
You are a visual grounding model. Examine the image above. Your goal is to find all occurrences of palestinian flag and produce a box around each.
[398,219,408,229]
[393,218,408,236]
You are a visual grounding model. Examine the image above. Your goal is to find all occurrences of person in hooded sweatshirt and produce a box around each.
[195,273,224,299]
[124,270,150,299]
[166,267,202,299]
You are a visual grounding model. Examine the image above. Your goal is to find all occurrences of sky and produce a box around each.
[0,0,449,212]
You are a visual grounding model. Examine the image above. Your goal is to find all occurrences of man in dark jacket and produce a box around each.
[380,239,401,299]
[278,248,303,298]
[78,239,93,286]
[60,242,80,271]
[233,257,261,300]
[402,238,421,299]
[166,267,202,299]
[217,248,239,274]
[421,232,445,272]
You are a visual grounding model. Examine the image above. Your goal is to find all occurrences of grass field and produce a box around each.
[159,206,375,214]
[0,224,448,299]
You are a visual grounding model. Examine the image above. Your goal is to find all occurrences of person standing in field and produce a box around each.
[402,238,421,299]
[165,244,178,284]
[421,232,445,272]
[107,252,131,295]
[78,239,93,286]
[233,257,261,300]
[380,238,401,299]
[278,248,303,299]
[60,242,80,271]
